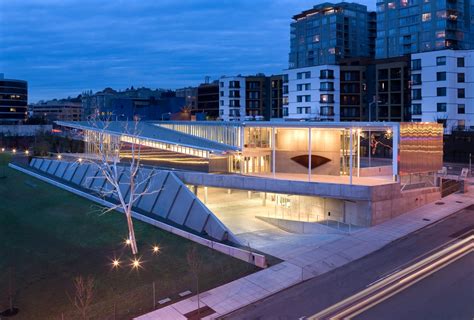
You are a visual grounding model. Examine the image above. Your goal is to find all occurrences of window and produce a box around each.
[457,57,465,67]
[320,82,334,91]
[297,95,303,102]
[412,103,422,115]
[220,91,224,97]
[220,100,224,106]
[458,88,465,98]
[437,103,447,112]
[412,74,422,85]
[437,119,447,128]
[297,72,303,80]
[422,13,431,21]
[283,85,288,94]
[220,82,224,87]
[436,72,446,81]
[297,84,303,91]
[296,107,310,114]
[437,87,446,96]
[436,56,446,65]
[320,94,334,103]
[412,59,422,70]
[320,69,334,79]
[458,104,465,114]
[412,89,422,100]
[458,73,465,83]
[304,71,311,79]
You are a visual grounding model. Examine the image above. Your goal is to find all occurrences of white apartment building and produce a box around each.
[411,49,474,134]
[283,65,340,121]
[219,76,246,121]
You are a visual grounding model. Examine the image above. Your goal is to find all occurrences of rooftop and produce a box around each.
[56,121,239,154]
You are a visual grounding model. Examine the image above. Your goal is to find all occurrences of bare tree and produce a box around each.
[187,245,203,317]
[70,276,95,320]
[83,117,158,255]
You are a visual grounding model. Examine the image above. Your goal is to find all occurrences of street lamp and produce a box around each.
[368,96,382,122]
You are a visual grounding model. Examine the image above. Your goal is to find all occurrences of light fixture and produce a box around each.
[57,154,62,159]
[112,259,120,268]
[131,258,141,269]
[25,150,29,155]
[125,239,131,245]
[1,148,4,152]
[152,245,160,254]
[78,158,83,163]
[12,149,16,153]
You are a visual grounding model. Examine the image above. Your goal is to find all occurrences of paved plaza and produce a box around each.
[137,179,474,319]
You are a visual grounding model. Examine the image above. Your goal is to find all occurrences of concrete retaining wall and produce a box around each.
[256,216,345,235]
[10,163,267,268]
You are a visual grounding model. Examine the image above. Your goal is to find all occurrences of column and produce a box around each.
[357,129,361,178]
[308,127,312,182]
[349,127,353,185]
[392,125,399,182]
[272,127,276,179]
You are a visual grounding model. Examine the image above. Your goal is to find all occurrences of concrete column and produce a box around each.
[357,129,361,178]
[204,186,208,204]
[392,125,399,182]
[262,192,267,206]
[227,188,232,194]
[349,127,353,185]
[272,127,276,178]
[247,191,252,199]
[308,127,312,182]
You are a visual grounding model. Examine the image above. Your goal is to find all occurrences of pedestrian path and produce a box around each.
[136,181,474,319]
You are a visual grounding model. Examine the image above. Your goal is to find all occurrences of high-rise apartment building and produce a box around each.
[219,74,283,121]
[411,49,474,133]
[289,2,375,68]
[375,0,474,59]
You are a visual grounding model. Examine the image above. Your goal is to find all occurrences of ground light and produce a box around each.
[111,259,121,269]
[131,258,142,270]
[152,245,160,254]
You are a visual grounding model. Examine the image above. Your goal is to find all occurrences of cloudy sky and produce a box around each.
[0,0,373,102]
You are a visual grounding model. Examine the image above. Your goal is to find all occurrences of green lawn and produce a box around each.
[0,154,258,319]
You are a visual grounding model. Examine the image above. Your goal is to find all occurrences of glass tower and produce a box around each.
[289,2,374,68]
[376,0,474,58]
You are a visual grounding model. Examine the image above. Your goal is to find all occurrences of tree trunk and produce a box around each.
[126,208,138,255]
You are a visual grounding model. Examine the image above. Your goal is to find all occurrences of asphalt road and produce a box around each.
[223,205,474,320]
[355,252,474,320]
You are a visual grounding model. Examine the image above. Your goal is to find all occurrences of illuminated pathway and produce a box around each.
[310,234,474,320]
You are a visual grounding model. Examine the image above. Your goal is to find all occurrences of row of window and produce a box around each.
[294,69,336,80]
[412,56,465,69]
[412,103,465,115]
[412,87,466,99]
[296,94,335,103]
[295,106,335,116]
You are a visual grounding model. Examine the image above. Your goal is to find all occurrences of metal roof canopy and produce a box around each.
[153,120,400,131]
[56,121,240,154]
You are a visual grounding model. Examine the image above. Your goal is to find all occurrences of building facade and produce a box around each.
[375,0,474,59]
[411,49,474,133]
[219,74,283,121]
[29,100,83,122]
[283,66,341,121]
[289,2,375,68]
[0,74,28,123]
[196,82,220,120]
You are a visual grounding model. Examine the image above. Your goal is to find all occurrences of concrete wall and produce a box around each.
[275,128,340,175]
[0,125,52,136]
[370,186,441,225]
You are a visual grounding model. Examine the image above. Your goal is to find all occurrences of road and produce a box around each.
[354,252,474,320]
[223,205,474,320]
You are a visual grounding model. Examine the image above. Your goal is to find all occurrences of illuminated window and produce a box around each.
[9,108,16,112]
[388,2,396,9]
[436,31,445,38]
[313,35,320,43]
[422,13,431,21]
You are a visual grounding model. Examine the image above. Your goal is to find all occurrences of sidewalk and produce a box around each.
[136,181,474,320]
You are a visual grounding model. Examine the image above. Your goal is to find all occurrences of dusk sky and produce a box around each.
[1,0,373,102]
